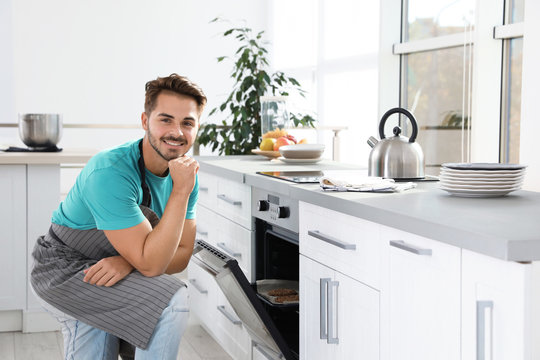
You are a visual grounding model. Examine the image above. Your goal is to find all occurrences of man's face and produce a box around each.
[142,91,200,161]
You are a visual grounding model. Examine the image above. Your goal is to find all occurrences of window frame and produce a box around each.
[380,0,523,164]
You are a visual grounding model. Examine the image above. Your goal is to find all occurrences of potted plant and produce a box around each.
[197,19,316,155]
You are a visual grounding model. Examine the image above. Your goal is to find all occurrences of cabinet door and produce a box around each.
[336,271,379,359]
[0,165,26,310]
[461,249,528,360]
[384,226,461,360]
[300,255,336,360]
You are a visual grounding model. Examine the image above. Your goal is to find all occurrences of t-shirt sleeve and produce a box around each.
[82,168,145,230]
[185,173,199,220]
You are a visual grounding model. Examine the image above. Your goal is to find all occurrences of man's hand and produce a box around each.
[83,256,134,286]
[169,156,199,195]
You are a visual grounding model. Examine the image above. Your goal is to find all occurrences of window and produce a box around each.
[386,0,524,174]
[270,0,380,164]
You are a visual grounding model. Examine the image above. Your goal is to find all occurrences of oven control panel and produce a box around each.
[252,187,299,233]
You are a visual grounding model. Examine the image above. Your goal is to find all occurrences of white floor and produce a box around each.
[0,323,232,360]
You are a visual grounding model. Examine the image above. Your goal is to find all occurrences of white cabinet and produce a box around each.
[383,225,461,360]
[188,170,253,360]
[0,165,26,311]
[299,202,382,360]
[461,249,538,360]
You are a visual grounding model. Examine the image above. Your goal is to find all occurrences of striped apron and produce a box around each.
[30,140,185,349]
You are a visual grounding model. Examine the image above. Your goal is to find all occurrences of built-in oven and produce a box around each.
[192,186,299,360]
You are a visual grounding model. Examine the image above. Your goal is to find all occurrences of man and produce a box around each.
[31,74,206,359]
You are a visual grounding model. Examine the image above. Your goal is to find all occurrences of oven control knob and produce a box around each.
[277,206,290,218]
[258,200,270,211]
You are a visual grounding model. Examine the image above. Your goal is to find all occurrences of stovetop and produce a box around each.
[256,170,439,183]
[3,146,62,152]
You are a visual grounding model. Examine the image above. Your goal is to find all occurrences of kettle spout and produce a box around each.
[367,136,378,148]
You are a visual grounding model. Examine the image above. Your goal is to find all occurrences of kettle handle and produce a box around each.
[379,108,418,143]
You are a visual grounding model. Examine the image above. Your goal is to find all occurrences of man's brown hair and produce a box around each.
[144,74,207,117]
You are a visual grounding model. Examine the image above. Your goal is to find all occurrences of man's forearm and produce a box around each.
[164,245,192,274]
[140,189,190,275]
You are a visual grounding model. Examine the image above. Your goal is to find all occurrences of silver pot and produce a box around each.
[367,108,425,179]
[19,113,63,148]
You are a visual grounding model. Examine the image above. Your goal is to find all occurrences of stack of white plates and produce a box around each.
[439,163,527,198]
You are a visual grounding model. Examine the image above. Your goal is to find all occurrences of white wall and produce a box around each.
[520,0,540,191]
[0,0,268,150]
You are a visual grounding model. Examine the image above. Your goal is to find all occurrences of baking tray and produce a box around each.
[256,279,299,306]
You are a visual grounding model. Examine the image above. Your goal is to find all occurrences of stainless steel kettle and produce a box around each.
[367,107,425,179]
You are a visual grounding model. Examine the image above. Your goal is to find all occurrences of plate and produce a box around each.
[440,178,523,187]
[279,144,325,159]
[440,169,526,178]
[439,182,522,190]
[277,157,322,164]
[439,186,522,197]
[442,162,527,171]
[251,149,281,159]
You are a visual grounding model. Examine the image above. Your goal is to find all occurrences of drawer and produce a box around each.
[216,213,255,282]
[214,289,251,360]
[299,201,382,289]
[196,204,218,248]
[197,171,218,209]
[216,177,252,229]
[187,261,217,326]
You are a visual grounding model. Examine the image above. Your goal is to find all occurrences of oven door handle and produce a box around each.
[308,230,356,250]
[191,254,219,277]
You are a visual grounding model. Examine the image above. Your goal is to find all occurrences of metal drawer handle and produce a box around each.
[188,279,208,294]
[308,230,356,250]
[217,305,242,325]
[196,229,208,236]
[327,280,339,344]
[320,278,330,340]
[199,186,209,192]
[389,240,432,256]
[217,194,242,206]
[217,242,242,258]
[477,300,494,360]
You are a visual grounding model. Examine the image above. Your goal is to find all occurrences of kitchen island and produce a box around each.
[194,155,540,360]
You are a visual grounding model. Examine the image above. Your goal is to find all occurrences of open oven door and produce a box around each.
[191,239,295,360]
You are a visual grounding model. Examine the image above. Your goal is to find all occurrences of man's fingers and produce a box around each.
[95,272,116,286]
[83,264,100,282]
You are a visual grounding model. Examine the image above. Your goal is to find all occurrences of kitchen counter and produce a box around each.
[0,148,98,164]
[197,155,540,262]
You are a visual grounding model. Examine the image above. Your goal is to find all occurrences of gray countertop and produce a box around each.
[196,155,540,262]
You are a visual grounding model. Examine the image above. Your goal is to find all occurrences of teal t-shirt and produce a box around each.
[52,139,198,230]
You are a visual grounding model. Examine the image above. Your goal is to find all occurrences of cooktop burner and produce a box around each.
[256,170,439,183]
[3,145,62,152]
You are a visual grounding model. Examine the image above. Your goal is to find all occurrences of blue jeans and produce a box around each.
[35,286,189,360]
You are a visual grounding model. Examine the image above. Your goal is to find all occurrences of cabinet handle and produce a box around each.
[200,186,209,192]
[389,240,432,256]
[188,279,208,294]
[196,229,208,236]
[217,242,242,258]
[320,278,330,340]
[308,230,356,250]
[476,300,494,360]
[217,194,242,206]
[217,305,242,325]
[327,280,339,344]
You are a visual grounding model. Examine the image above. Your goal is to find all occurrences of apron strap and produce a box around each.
[138,139,152,208]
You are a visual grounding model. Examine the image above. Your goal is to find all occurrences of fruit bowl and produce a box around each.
[251,148,281,159]
[279,144,325,159]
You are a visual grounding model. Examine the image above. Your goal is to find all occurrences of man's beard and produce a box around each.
[147,127,189,161]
